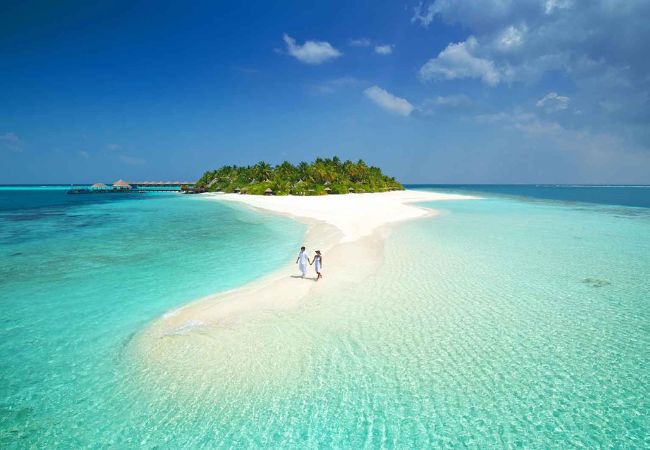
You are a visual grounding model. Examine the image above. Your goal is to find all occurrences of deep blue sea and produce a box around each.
[1,185,648,448]
[407,184,650,208]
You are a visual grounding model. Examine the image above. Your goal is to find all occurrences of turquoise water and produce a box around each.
[0,189,303,447]
[1,187,649,447]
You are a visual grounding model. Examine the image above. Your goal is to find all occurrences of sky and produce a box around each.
[1,0,649,184]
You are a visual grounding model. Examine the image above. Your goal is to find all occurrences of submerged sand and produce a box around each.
[135,190,476,362]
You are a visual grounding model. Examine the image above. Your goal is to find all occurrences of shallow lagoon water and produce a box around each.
[1,187,649,448]
[0,189,303,447]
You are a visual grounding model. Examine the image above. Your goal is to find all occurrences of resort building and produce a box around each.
[113,179,132,190]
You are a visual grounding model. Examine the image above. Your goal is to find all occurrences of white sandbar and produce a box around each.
[135,190,477,361]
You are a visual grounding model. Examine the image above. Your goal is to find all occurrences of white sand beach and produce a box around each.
[136,190,477,361]
[214,190,475,243]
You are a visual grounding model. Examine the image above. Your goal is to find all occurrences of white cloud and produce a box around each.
[411,2,437,27]
[0,132,22,152]
[106,143,121,151]
[349,38,371,47]
[419,37,501,86]
[283,34,341,64]
[495,25,526,51]
[374,44,394,55]
[544,0,572,14]
[536,92,570,113]
[363,86,414,116]
[78,150,90,159]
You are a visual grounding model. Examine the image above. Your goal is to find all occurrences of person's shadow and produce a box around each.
[290,275,318,281]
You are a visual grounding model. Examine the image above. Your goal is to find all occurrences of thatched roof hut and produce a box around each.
[348,187,355,192]
[234,187,241,194]
[113,179,132,189]
[324,187,332,193]
[91,183,107,189]
[264,188,273,196]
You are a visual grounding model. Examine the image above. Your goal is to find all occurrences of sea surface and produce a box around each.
[407,184,650,208]
[1,185,649,448]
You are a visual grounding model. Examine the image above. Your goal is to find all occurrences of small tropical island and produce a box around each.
[194,157,404,195]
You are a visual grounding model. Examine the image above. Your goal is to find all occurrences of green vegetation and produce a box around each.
[195,157,404,195]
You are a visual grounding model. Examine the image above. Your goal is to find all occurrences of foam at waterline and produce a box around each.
[162,320,207,336]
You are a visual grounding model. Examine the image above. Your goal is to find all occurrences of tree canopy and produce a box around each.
[195,157,404,195]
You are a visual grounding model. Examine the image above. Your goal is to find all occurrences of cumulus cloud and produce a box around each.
[413,0,650,161]
[419,37,501,85]
[374,44,394,55]
[0,132,22,152]
[413,1,650,87]
[536,92,570,113]
[349,38,371,47]
[106,143,121,151]
[363,86,414,116]
[283,34,341,64]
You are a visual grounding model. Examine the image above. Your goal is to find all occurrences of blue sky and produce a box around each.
[1,0,649,183]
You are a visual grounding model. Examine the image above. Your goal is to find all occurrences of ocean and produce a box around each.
[1,186,648,448]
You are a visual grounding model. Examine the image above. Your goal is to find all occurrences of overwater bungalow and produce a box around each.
[113,179,132,190]
[91,183,108,190]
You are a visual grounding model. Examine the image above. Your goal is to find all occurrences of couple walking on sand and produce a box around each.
[296,246,323,281]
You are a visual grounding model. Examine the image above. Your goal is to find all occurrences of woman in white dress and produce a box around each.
[295,246,308,277]
[311,250,323,281]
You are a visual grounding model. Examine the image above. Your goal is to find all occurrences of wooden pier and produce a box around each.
[67,180,196,194]
[127,181,196,191]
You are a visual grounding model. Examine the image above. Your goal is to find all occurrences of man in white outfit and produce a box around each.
[295,246,309,277]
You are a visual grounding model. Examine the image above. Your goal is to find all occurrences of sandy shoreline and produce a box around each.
[135,190,477,358]
[212,189,475,243]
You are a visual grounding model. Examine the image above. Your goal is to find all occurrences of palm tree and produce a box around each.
[195,157,404,195]
[253,161,272,182]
